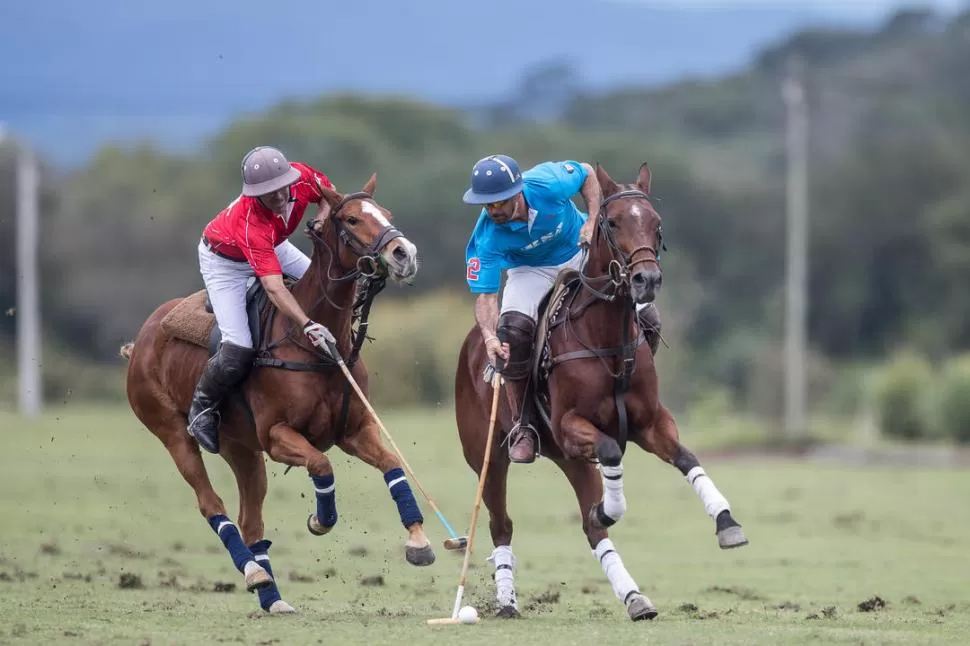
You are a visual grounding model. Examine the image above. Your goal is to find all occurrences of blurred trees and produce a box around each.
[3,7,970,421]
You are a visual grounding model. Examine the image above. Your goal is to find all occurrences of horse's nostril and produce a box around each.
[392,246,408,261]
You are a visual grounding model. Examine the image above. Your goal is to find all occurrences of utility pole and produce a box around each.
[2,123,43,418]
[782,55,808,441]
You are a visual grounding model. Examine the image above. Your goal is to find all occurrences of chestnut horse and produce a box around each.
[454,163,748,622]
[121,175,435,614]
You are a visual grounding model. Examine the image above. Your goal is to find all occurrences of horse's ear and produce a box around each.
[363,172,377,196]
[595,162,619,198]
[637,163,652,195]
[317,177,343,209]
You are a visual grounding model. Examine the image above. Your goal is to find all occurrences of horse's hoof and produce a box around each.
[717,525,749,549]
[626,593,658,621]
[495,605,520,619]
[245,566,274,592]
[405,544,436,566]
[268,600,297,614]
[307,514,334,536]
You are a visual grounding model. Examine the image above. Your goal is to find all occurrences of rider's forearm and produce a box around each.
[474,293,501,343]
[260,274,312,328]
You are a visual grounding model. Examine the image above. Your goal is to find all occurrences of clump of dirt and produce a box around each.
[212,582,236,593]
[321,567,337,578]
[806,606,838,620]
[774,601,801,611]
[118,573,144,589]
[832,511,866,531]
[533,588,561,604]
[40,542,61,555]
[706,585,764,601]
[359,575,385,587]
[1,568,38,583]
[858,596,887,612]
[902,595,921,605]
[105,543,151,560]
[288,571,313,583]
[348,546,369,557]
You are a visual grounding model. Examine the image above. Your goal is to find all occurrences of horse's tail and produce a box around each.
[119,342,135,361]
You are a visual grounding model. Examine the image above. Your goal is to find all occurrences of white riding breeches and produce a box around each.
[197,239,311,349]
[500,250,651,321]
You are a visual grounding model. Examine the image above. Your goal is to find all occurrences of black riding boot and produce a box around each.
[496,312,538,464]
[637,303,663,356]
[187,341,255,454]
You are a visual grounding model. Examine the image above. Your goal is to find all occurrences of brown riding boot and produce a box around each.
[508,422,538,464]
[503,375,538,463]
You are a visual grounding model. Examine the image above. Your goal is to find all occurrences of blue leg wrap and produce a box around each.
[384,467,424,527]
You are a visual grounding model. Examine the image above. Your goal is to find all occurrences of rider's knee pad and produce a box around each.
[497,311,536,380]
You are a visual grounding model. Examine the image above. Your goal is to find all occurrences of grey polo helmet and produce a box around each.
[241,146,302,197]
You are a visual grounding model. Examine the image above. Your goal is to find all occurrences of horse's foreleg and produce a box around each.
[265,423,339,537]
[560,411,628,529]
[221,439,295,614]
[160,430,273,593]
[478,453,518,617]
[635,406,749,549]
[554,458,657,621]
[338,422,435,567]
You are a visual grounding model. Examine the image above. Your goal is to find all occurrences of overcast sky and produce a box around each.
[624,0,966,18]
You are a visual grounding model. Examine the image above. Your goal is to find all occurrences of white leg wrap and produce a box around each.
[593,538,639,603]
[685,466,730,519]
[488,545,518,609]
[601,464,627,522]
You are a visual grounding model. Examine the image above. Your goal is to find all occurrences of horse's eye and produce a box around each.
[346,216,359,226]
[608,219,618,229]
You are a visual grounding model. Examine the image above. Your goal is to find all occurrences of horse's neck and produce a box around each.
[287,237,357,343]
[575,240,636,340]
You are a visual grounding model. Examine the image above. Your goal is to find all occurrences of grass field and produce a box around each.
[1,404,968,645]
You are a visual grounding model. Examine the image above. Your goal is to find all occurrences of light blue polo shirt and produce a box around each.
[464,160,588,293]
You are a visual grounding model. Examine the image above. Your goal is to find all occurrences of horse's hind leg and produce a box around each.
[554,458,657,622]
[155,424,273,592]
[221,439,295,614]
[635,406,748,549]
[337,422,435,566]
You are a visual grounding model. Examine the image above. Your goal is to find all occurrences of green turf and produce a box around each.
[1,405,968,645]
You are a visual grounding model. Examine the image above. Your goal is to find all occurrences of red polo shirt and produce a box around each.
[202,162,333,276]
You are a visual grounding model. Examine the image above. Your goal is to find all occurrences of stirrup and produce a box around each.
[504,421,540,463]
[187,406,221,454]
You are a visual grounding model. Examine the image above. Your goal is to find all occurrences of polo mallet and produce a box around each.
[426,371,501,626]
[325,341,467,551]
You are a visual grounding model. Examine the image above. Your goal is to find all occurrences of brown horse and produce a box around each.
[454,162,748,622]
[121,175,435,614]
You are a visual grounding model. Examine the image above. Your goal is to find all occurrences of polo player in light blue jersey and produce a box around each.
[462,154,662,464]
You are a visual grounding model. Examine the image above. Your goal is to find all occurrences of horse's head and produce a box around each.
[591,163,664,305]
[307,174,419,284]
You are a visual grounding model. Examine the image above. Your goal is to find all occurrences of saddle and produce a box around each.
[159,277,276,358]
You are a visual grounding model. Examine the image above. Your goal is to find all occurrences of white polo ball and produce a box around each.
[458,605,478,624]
